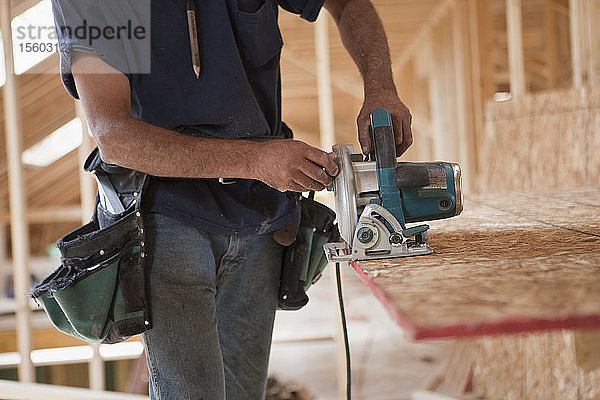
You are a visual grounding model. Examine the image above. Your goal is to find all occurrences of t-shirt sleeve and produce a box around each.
[51,0,144,99]
[277,0,326,22]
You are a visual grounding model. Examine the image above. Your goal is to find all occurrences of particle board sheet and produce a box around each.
[352,188,600,340]
[471,331,600,400]
[479,87,598,193]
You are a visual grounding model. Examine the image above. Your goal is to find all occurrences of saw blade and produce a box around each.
[332,144,358,245]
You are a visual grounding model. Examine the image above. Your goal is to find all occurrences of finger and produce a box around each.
[292,171,326,192]
[357,113,372,155]
[287,182,306,193]
[391,113,404,154]
[397,114,414,156]
[306,148,339,177]
[301,161,334,187]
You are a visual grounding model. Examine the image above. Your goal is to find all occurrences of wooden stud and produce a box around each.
[570,0,589,88]
[315,13,346,399]
[314,13,336,152]
[474,0,495,101]
[429,16,462,163]
[0,206,83,223]
[412,77,434,162]
[589,89,600,185]
[545,0,560,89]
[75,101,105,391]
[452,0,476,193]
[429,24,447,161]
[466,0,493,193]
[586,0,600,88]
[441,16,460,162]
[1,0,34,383]
[506,0,526,97]
[437,340,476,395]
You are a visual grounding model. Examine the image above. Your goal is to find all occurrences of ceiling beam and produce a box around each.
[391,0,454,78]
[282,48,363,100]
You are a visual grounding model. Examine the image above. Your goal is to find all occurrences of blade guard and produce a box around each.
[332,144,358,245]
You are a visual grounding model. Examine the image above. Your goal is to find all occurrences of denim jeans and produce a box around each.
[141,212,284,399]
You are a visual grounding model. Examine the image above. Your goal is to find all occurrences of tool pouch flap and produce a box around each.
[278,193,340,311]
[32,149,151,344]
[298,194,339,292]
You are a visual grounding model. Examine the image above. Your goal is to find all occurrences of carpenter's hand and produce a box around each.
[357,90,413,156]
[256,139,339,192]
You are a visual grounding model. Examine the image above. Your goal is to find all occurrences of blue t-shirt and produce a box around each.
[52,0,325,235]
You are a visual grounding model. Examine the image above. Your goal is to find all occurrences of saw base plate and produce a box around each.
[324,241,433,262]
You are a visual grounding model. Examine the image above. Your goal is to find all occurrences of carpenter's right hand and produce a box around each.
[256,140,339,192]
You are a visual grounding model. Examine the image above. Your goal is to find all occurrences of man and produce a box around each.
[51,0,412,398]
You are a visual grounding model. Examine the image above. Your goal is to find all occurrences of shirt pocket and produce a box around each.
[235,0,283,68]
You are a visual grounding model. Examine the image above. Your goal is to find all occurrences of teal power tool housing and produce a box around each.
[324,108,463,262]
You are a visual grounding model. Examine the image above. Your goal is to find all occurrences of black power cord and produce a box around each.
[335,262,351,400]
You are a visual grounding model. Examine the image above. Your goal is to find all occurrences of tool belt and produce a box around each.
[277,191,340,310]
[31,148,151,344]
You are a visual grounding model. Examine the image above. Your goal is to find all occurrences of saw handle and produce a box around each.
[369,108,397,169]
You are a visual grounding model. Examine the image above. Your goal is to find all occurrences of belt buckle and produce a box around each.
[218,178,237,185]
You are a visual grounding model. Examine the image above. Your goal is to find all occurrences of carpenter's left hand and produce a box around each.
[357,90,413,157]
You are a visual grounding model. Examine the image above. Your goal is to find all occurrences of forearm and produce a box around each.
[72,51,338,191]
[329,0,396,95]
[95,115,259,179]
[325,0,412,155]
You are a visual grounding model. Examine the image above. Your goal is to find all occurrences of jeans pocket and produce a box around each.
[235,0,283,68]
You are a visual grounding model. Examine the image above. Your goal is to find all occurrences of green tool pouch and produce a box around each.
[278,192,340,310]
[31,149,151,344]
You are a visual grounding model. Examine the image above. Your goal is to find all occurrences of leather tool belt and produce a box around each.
[31,148,151,344]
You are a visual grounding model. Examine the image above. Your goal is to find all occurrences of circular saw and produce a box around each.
[324,108,463,262]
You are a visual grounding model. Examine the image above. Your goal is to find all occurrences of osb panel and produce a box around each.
[589,105,600,186]
[472,331,600,400]
[529,91,561,190]
[480,87,597,193]
[354,189,600,340]
[557,103,590,188]
[473,191,600,236]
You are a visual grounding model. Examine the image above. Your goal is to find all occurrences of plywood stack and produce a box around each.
[479,87,600,192]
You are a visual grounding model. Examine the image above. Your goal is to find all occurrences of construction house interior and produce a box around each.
[0,0,599,399]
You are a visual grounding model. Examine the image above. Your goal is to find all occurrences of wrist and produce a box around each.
[238,140,264,181]
[363,77,397,98]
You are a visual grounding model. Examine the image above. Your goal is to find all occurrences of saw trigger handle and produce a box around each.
[370,108,397,168]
